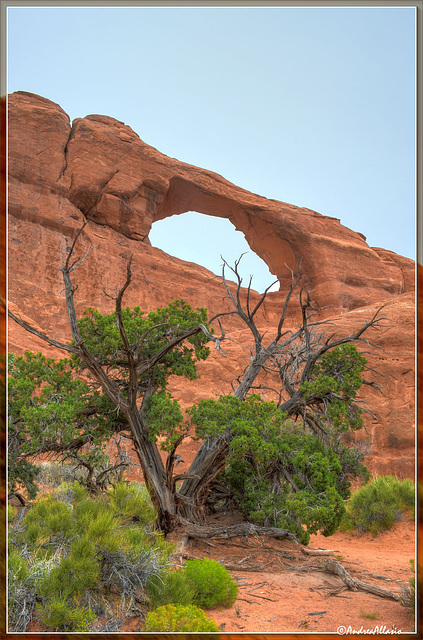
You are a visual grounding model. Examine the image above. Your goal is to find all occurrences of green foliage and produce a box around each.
[7,351,119,499]
[75,299,210,391]
[144,390,187,451]
[147,558,237,610]
[147,569,196,609]
[38,598,95,632]
[36,536,100,600]
[184,558,238,609]
[8,504,16,523]
[301,344,368,433]
[8,550,30,583]
[190,395,347,544]
[8,300,211,502]
[360,608,380,620]
[400,560,415,618]
[8,482,171,632]
[341,476,415,535]
[146,558,238,611]
[108,481,157,524]
[143,604,220,632]
[22,496,75,543]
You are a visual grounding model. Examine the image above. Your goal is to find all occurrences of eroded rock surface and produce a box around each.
[7,91,415,477]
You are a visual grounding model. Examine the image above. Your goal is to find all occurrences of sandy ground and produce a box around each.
[112,515,415,635]
[198,519,415,634]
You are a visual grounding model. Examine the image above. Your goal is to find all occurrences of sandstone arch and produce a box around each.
[7,92,415,477]
[150,176,296,287]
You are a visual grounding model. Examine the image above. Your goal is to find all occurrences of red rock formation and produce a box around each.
[7,91,415,478]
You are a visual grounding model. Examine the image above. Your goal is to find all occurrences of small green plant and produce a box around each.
[8,482,172,632]
[36,536,100,600]
[400,560,415,618]
[143,603,219,632]
[360,608,380,620]
[8,504,16,523]
[22,496,75,543]
[184,558,238,609]
[340,475,415,536]
[147,568,196,608]
[109,481,157,524]
[38,597,96,632]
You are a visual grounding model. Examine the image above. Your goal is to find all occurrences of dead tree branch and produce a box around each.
[323,559,400,601]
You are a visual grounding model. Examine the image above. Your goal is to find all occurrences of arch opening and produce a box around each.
[149,211,280,294]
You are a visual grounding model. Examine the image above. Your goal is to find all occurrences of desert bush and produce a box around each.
[38,597,95,632]
[35,461,86,488]
[36,536,100,600]
[8,504,16,523]
[341,475,415,535]
[8,481,173,632]
[8,556,39,632]
[400,560,415,618]
[147,558,238,610]
[184,558,238,609]
[22,496,75,544]
[108,481,157,524]
[143,603,219,632]
[8,550,64,632]
[147,568,196,609]
[99,546,165,599]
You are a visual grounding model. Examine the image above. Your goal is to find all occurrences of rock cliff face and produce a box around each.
[7,91,415,478]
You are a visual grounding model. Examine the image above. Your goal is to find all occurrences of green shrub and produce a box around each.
[8,485,171,632]
[184,558,238,609]
[75,497,118,546]
[400,560,415,618]
[8,504,16,523]
[341,475,415,535]
[38,597,95,632]
[22,497,75,542]
[147,568,196,608]
[37,536,100,600]
[143,604,219,632]
[108,481,157,524]
[8,552,55,633]
[8,550,30,583]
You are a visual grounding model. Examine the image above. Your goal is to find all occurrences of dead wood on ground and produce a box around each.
[323,559,400,601]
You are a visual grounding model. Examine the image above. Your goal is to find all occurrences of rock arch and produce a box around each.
[8,91,412,315]
[150,176,295,288]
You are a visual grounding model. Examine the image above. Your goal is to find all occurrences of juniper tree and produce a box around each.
[8,220,385,538]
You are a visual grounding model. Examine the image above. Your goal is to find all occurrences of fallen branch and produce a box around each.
[301,548,335,557]
[179,519,299,542]
[237,598,260,604]
[324,559,400,601]
[249,593,277,602]
[224,564,273,573]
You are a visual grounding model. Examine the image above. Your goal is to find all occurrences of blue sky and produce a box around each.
[7,5,416,292]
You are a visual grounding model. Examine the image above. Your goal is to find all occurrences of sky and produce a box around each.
[7,4,416,293]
